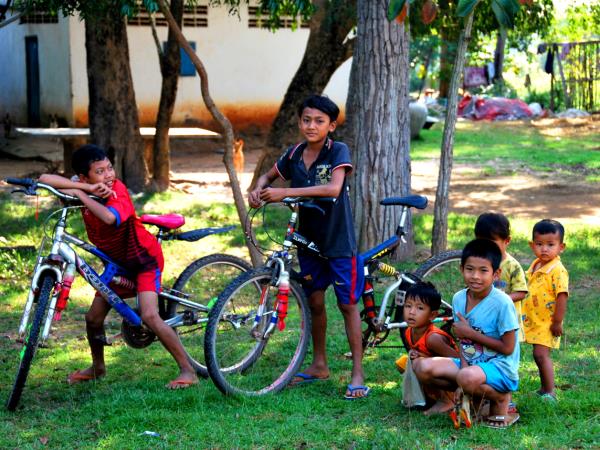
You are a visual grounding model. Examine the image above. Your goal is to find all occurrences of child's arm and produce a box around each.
[248,167,279,208]
[259,167,346,203]
[453,312,516,355]
[38,174,116,225]
[509,291,527,302]
[550,292,568,337]
[39,174,113,198]
[426,333,460,358]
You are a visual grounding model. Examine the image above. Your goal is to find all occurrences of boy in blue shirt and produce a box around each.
[414,239,520,428]
[249,95,367,399]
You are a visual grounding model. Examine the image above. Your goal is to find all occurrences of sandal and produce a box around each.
[484,413,520,429]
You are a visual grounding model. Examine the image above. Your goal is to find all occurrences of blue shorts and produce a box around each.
[297,252,364,304]
[452,358,519,393]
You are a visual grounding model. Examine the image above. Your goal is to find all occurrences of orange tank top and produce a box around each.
[404,323,457,356]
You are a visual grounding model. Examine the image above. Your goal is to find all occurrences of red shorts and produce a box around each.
[95,253,164,299]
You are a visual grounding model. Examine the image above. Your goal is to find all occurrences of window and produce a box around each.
[163,41,197,77]
[128,3,207,27]
[20,8,58,24]
[248,6,309,29]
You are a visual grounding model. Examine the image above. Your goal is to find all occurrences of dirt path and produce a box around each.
[1,117,599,225]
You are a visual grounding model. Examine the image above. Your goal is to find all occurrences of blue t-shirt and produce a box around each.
[452,287,520,381]
[275,138,356,258]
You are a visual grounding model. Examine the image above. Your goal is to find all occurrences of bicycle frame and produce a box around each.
[17,192,207,347]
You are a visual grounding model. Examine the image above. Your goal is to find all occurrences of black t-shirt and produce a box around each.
[275,138,357,258]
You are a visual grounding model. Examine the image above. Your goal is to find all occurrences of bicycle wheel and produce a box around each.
[414,250,463,306]
[168,253,252,378]
[205,267,311,396]
[6,274,54,411]
[414,250,462,334]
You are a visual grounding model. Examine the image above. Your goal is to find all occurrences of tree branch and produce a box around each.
[157,0,262,266]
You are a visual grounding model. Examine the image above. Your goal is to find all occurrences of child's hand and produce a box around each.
[259,187,287,203]
[248,189,263,208]
[452,312,473,340]
[550,320,563,337]
[409,349,425,360]
[88,182,114,199]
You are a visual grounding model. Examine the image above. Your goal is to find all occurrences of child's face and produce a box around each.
[403,296,436,329]
[298,107,336,144]
[461,256,500,297]
[80,158,115,187]
[529,231,565,264]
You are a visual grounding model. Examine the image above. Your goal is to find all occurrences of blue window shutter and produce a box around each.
[180,42,196,76]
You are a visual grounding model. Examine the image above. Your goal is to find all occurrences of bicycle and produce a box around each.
[4,177,251,411]
[203,194,462,396]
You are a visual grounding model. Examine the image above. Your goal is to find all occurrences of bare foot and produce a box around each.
[165,372,199,390]
[66,367,105,385]
[423,399,455,416]
[289,363,330,386]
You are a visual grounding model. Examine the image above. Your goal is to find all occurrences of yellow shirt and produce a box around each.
[496,253,528,341]
[522,256,569,348]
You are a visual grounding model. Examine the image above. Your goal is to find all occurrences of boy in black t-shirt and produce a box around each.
[249,95,368,399]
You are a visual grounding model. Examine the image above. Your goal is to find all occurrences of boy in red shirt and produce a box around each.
[39,145,197,389]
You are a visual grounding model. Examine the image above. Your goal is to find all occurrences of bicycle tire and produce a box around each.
[169,253,252,378]
[6,274,54,411]
[413,250,462,335]
[205,267,311,396]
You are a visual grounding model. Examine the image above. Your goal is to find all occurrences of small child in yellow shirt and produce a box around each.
[522,219,569,402]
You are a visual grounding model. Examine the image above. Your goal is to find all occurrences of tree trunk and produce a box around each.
[431,12,475,255]
[346,0,412,259]
[492,28,506,83]
[158,0,262,267]
[438,28,459,99]
[249,0,355,190]
[152,0,184,192]
[85,13,147,191]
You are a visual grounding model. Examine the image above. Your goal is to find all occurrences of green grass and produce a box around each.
[413,121,600,176]
[1,197,599,448]
[1,121,600,448]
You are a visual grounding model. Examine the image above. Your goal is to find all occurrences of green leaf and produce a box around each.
[456,0,479,17]
[491,0,520,28]
[387,0,407,22]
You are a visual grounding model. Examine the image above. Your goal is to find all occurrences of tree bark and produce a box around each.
[249,0,355,190]
[158,0,262,267]
[431,12,475,255]
[492,28,506,83]
[152,0,184,192]
[346,0,412,259]
[85,13,147,191]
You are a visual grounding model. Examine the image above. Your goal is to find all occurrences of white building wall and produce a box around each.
[0,13,72,125]
[2,5,351,130]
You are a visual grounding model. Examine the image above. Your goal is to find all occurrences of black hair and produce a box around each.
[71,144,109,176]
[474,212,510,240]
[461,238,502,272]
[297,94,340,122]
[532,219,565,242]
[405,280,441,311]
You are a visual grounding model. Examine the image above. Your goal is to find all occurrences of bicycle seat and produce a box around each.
[141,213,185,230]
[380,195,427,209]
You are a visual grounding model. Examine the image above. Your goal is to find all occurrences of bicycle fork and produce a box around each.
[252,264,290,340]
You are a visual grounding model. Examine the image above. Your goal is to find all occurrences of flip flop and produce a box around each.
[165,379,199,390]
[344,384,371,400]
[66,369,100,385]
[288,372,329,387]
[484,413,520,429]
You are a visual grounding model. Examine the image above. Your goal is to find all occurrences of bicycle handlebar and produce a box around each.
[5,177,101,204]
